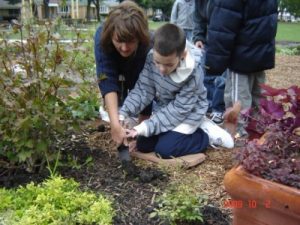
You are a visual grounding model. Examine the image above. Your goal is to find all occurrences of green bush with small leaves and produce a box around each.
[0,19,97,171]
[0,176,114,225]
[150,179,207,225]
[276,45,300,55]
[66,85,100,120]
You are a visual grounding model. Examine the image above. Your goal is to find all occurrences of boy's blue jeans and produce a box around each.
[184,29,193,42]
[200,48,226,113]
[204,73,226,113]
[136,128,209,159]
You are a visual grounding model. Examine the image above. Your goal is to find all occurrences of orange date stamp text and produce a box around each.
[223,199,271,209]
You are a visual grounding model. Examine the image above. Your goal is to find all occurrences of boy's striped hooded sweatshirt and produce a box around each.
[119,42,208,137]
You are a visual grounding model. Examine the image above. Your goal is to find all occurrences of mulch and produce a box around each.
[0,54,299,225]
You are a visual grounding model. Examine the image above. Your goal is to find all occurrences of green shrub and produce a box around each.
[276,45,300,55]
[66,85,100,120]
[0,19,97,171]
[150,179,207,224]
[71,42,96,79]
[0,176,114,225]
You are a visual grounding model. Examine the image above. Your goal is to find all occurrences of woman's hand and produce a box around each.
[110,122,126,146]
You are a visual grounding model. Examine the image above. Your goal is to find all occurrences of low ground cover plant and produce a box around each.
[237,84,300,188]
[151,177,207,224]
[0,176,114,224]
[276,45,300,55]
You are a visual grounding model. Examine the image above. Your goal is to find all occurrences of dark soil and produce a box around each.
[1,51,299,225]
[0,122,230,225]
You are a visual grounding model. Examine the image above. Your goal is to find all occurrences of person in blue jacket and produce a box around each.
[193,0,226,125]
[204,0,278,138]
[94,1,152,147]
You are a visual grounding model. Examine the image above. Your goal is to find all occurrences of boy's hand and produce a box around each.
[125,129,138,152]
[128,140,137,152]
[223,101,241,138]
[125,129,138,139]
[195,41,204,49]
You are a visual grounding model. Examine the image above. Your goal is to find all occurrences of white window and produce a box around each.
[60,6,69,13]
[100,5,108,14]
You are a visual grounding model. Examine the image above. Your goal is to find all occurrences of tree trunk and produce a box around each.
[86,0,92,21]
[21,0,33,22]
[43,0,49,19]
[92,0,101,22]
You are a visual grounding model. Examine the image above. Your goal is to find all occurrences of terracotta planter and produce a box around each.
[224,166,300,225]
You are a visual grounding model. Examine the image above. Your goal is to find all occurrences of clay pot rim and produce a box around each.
[234,165,299,192]
[224,165,300,215]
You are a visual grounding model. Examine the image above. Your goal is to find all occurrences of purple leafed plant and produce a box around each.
[236,84,300,189]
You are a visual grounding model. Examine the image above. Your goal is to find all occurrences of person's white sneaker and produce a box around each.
[200,117,234,149]
[210,111,224,125]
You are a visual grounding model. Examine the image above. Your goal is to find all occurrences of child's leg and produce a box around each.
[203,75,215,113]
[210,72,226,124]
[154,129,209,159]
[136,135,159,153]
[226,70,252,137]
[224,69,233,109]
[184,29,193,42]
[251,71,266,109]
[211,73,226,113]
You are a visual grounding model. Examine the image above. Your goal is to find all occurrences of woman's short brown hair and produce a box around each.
[100,1,150,53]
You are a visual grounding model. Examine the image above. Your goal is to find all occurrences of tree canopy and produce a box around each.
[279,0,300,17]
[149,0,174,16]
[5,0,21,4]
[134,0,174,16]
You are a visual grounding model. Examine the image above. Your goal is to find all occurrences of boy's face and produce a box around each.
[153,51,182,76]
[112,32,139,58]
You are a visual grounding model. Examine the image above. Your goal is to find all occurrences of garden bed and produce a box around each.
[0,54,299,224]
[0,120,231,225]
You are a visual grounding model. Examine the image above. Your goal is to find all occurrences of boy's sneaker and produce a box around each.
[200,117,234,149]
[210,112,224,125]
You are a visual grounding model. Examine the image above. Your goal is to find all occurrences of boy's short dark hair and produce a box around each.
[154,23,186,56]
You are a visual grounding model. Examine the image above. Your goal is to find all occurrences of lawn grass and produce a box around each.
[2,20,300,43]
[276,22,300,42]
[148,20,166,30]
[148,21,300,43]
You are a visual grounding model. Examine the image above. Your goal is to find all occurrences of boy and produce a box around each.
[170,0,194,42]
[193,0,226,125]
[204,0,277,138]
[120,24,233,159]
